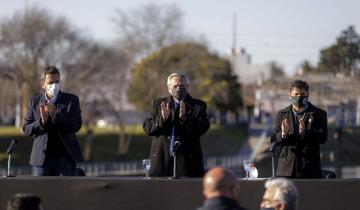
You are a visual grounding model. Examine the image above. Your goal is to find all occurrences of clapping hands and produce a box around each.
[160,101,186,121]
[161,101,170,120]
[40,103,57,124]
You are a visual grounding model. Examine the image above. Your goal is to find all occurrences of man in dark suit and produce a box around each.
[143,73,210,177]
[23,65,84,176]
[197,167,247,210]
[271,80,327,178]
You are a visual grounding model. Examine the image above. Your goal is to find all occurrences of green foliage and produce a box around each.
[0,125,248,165]
[127,42,242,112]
[269,61,285,79]
[318,26,360,75]
[299,60,316,74]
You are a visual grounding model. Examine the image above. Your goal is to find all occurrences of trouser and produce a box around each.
[32,156,76,176]
[166,156,175,176]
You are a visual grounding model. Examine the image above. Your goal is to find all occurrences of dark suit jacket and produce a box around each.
[143,95,210,177]
[271,102,327,178]
[23,91,84,166]
[197,196,247,210]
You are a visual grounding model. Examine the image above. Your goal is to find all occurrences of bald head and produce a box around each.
[203,167,238,199]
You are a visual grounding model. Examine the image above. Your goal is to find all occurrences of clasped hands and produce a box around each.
[161,101,186,121]
[40,103,57,124]
[281,117,305,138]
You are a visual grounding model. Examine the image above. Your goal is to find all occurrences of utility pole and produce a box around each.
[231,12,237,71]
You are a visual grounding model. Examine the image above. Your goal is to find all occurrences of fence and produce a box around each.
[2,156,360,178]
[0,155,248,177]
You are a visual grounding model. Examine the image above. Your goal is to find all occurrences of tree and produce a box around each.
[318,26,360,76]
[0,7,132,159]
[0,7,89,127]
[298,60,316,75]
[113,3,186,60]
[63,44,131,158]
[0,76,16,124]
[127,42,243,123]
[269,61,285,79]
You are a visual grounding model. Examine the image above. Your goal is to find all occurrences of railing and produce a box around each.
[0,155,248,177]
[2,156,360,178]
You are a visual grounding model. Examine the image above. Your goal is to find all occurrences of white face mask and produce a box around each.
[46,83,60,97]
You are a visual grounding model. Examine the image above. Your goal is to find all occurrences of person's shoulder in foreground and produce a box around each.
[197,167,247,210]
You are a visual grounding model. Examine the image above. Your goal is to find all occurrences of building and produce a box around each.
[229,48,271,85]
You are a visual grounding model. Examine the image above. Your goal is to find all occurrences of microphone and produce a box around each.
[173,141,181,152]
[269,141,278,153]
[7,139,18,154]
[6,139,18,177]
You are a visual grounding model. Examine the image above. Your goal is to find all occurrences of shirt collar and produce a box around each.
[292,102,309,116]
[173,98,180,105]
[45,92,57,104]
[172,94,188,105]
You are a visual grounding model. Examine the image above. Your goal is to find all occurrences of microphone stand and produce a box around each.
[5,139,18,177]
[269,141,277,179]
[7,153,13,177]
[172,141,181,179]
[172,98,184,179]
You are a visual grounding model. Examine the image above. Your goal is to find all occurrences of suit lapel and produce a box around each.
[287,106,295,136]
[55,91,63,108]
[165,96,175,121]
[183,94,194,114]
[37,94,46,116]
[304,103,314,128]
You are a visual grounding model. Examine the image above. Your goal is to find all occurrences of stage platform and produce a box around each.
[0,177,359,210]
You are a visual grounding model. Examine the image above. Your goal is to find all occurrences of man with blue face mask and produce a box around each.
[271,80,327,178]
[23,65,84,176]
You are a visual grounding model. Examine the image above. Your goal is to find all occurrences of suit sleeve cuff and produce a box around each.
[281,131,287,138]
[37,119,46,131]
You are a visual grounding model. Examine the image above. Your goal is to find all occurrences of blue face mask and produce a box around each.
[290,95,307,107]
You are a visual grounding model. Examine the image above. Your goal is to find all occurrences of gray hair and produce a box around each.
[167,73,190,87]
[7,193,42,210]
[264,178,299,210]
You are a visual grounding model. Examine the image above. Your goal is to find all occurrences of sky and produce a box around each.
[1,0,360,75]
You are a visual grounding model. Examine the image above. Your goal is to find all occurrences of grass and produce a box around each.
[0,124,248,166]
[0,126,24,136]
[201,124,248,157]
[321,126,360,166]
[2,125,360,168]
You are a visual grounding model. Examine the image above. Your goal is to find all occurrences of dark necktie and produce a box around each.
[170,102,179,156]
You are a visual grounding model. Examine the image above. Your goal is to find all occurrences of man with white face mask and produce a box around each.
[143,73,210,177]
[260,178,299,210]
[23,66,84,176]
[271,80,327,178]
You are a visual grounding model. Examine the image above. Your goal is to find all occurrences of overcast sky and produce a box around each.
[1,0,360,74]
